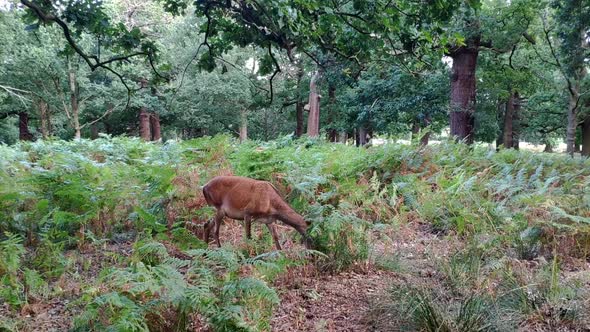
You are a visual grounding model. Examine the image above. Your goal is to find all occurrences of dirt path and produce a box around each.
[268,222,451,332]
[271,268,397,332]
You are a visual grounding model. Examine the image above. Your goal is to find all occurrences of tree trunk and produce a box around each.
[326,85,337,142]
[295,101,304,138]
[239,109,248,143]
[502,96,514,148]
[68,59,81,140]
[104,122,112,135]
[449,47,479,144]
[38,99,49,139]
[139,107,151,141]
[566,89,580,156]
[544,139,553,153]
[150,113,161,141]
[294,64,305,138]
[307,70,321,138]
[411,120,420,142]
[582,115,590,157]
[503,92,515,149]
[18,112,34,141]
[338,131,347,143]
[356,126,368,146]
[496,100,505,150]
[90,122,99,140]
[512,92,520,150]
[138,78,151,141]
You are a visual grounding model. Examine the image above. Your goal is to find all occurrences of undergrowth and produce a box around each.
[1,135,589,330]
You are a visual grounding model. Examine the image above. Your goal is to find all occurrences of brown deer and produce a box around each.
[202,176,312,249]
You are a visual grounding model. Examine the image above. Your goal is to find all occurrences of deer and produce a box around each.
[202,175,313,250]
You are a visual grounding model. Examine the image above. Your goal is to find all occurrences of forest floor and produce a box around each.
[3,219,589,331]
[0,219,444,332]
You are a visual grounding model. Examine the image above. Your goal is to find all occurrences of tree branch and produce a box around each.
[267,43,281,103]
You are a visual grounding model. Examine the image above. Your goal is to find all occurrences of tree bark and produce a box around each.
[582,115,590,157]
[239,109,248,143]
[502,92,515,149]
[294,64,305,138]
[496,99,505,150]
[449,47,479,144]
[295,101,304,138]
[18,112,34,141]
[139,107,151,141]
[356,126,368,146]
[512,92,520,150]
[68,59,81,140]
[338,131,347,143]
[306,70,321,138]
[138,78,151,141]
[90,122,99,139]
[38,99,50,139]
[150,113,161,141]
[326,85,338,142]
[566,88,580,156]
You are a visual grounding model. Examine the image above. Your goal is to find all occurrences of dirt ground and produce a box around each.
[6,219,582,332]
[0,220,449,332]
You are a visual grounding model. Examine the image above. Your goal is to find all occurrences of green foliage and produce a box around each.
[2,135,590,330]
[75,245,280,332]
[0,233,26,307]
[308,207,370,272]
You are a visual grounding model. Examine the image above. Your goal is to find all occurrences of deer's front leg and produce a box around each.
[244,215,252,240]
[213,209,224,247]
[265,218,282,250]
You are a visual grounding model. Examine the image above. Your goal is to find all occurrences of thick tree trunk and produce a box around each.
[90,122,99,140]
[138,78,151,141]
[512,93,520,150]
[326,85,337,142]
[104,122,112,135]
[239,109,248,143]
[582,115,590,157]
[295,101,304,137]
[68,59,81,140]
[18,112,33,141]
[307,70,321,138]
[139,107,151,141]
[356,126,368,146]
[496,100,505,150]
[502,94,514,148]
[502,91,522,149]
[566,91,579,156]
[450,47,479,144]
[38,99,50,139]
[150,114,161,141]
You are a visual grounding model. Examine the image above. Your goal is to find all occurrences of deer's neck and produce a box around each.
[276,205,307,234]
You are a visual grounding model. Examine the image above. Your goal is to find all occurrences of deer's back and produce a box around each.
[203,176,281,216]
